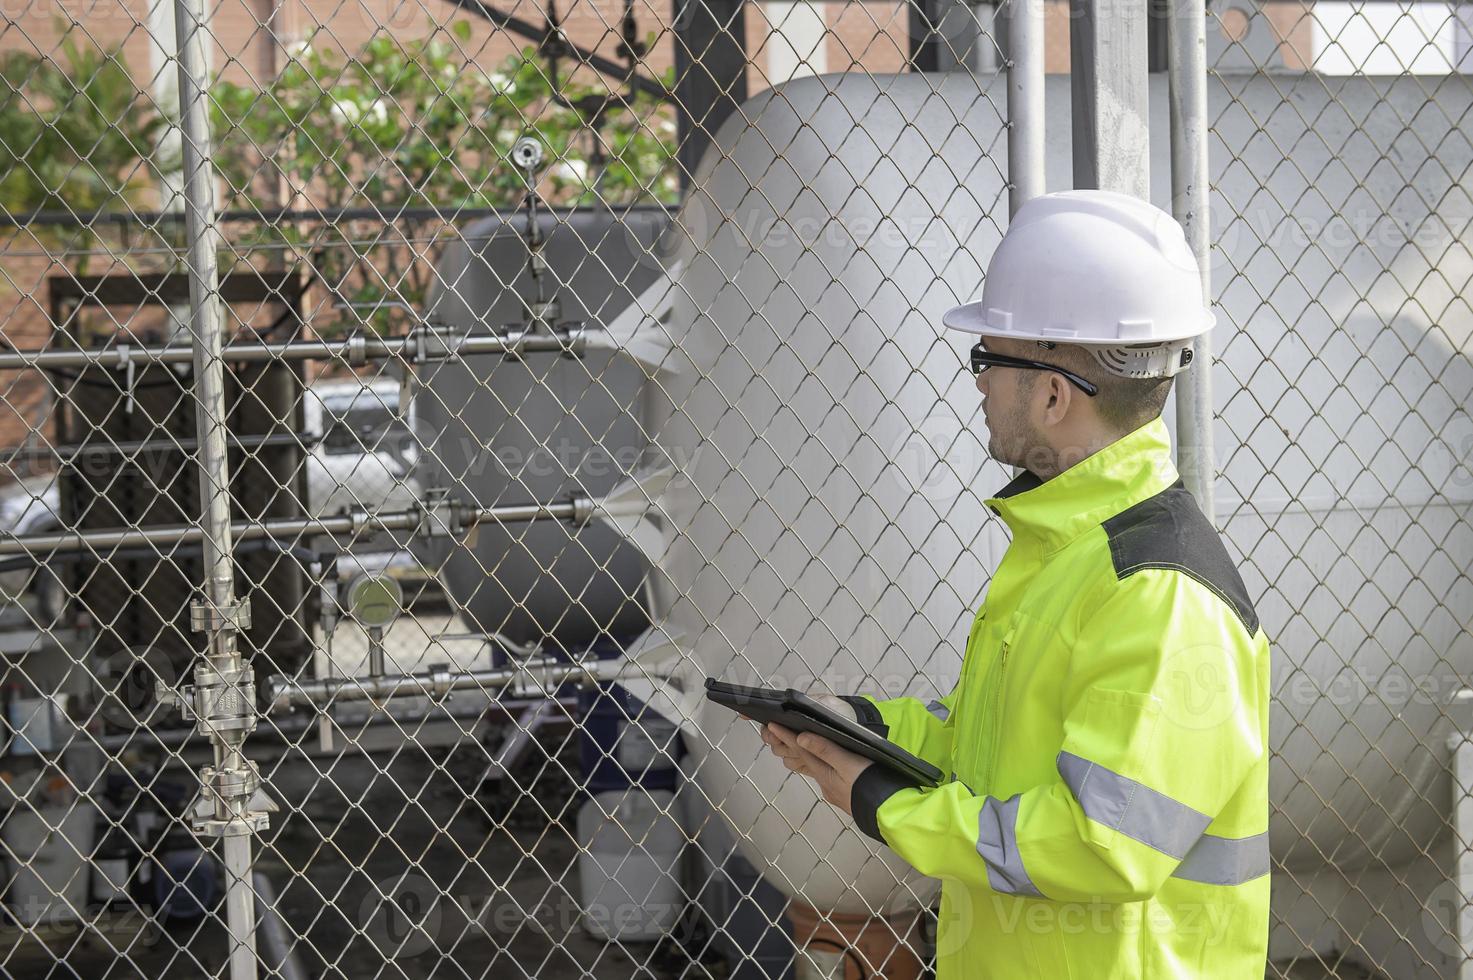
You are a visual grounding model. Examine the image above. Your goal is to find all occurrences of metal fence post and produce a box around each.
[1069,0,1150,197]
[173,0,265,975]
[1166,0,1215,519]
[1006,0,1045,215]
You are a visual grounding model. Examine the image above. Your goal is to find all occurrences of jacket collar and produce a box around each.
[984,416,1181,554]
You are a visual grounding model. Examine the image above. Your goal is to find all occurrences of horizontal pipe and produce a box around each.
[0,202,674,229]
[1,431,314,466]
[94,693,576,751]
[265,655,650,712]
[0,498,584,557]
[0,327,586,372]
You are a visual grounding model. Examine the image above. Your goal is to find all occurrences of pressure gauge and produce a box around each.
[343,573,403,630]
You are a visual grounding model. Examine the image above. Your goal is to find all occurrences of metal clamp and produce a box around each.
[498,325,530,361]
[407,322,467,366]
[428,663,454,700]
[191,761,274,837]
[346,332,368,366]
[190,597,252,634]
[558,322,588,359]
[418,488,466,539]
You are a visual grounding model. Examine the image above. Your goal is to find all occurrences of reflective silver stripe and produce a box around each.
[1056,751,1211,859]
[976,794,1042,898]
[926,699,950,722]
[1172,832,1270,886]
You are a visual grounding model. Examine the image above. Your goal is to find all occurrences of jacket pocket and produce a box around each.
[1067,687,1163,851]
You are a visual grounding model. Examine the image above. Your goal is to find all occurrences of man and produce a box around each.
[759,189,1271,977]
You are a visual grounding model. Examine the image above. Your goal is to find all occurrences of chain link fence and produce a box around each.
[0,0,1469,977]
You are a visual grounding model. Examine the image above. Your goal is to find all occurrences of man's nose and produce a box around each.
[975,370,989,396]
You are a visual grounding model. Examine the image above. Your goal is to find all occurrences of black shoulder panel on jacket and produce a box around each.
[1101,481,1259,636]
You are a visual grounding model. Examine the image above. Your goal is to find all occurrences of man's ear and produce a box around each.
[1040,373,1071,424]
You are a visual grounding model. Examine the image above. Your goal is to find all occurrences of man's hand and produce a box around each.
[760,722,873,815]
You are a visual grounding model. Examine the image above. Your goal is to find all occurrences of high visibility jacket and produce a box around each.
[846,417,1270,978]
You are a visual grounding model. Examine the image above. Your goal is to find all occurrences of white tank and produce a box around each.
[648,73,1014,913]
[629,71,1471,913]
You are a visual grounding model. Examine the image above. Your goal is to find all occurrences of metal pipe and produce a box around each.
[253,871,310,980]
[265,655,661,712]
[16,431,316,463]
[367,627,385,678]
[1006,0,1045,215]
[1166,0,1216,521]
[1069,0,1150,196]
[95,693,566,751]
[0,498,584,557]
[0,202,672,230]
[173,0,258,970]
[0,327,588,372]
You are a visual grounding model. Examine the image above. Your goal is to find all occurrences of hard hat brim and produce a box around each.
[942,301,1215,345]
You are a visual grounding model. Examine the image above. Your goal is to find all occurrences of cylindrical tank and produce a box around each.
[650,73,1014,913]
[641,71,1471,911]
[417,207,671,655]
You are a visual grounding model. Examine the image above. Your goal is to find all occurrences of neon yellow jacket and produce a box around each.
[846,417,1270,978]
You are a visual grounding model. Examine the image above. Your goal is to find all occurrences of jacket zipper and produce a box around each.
[981,634,1011,793]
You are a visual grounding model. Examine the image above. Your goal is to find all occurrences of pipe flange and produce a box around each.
[201,761,260,802]
[193,812,271,837]
[190,598,252,634]
[510,136,544,172]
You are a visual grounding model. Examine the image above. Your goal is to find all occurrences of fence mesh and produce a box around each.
[0,0,1470,977]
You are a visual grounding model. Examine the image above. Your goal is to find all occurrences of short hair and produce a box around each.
[1042,343,1174,433]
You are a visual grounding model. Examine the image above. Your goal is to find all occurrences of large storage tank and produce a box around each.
[417,207,670,655]
[647,74,1014,913]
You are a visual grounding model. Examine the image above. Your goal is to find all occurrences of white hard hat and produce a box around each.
[943,189,1213,378]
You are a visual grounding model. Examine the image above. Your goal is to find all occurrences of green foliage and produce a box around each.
[210,22,678,330]
[212,25,677,211]
[0,31,179,275]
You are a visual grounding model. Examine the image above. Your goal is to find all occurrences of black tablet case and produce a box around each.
[705,678,944,788]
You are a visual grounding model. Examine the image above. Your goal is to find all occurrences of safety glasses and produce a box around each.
[969,343,1099,397]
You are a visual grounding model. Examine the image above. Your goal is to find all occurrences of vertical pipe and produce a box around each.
[672,0,748,190]
[1069,0,1149,197]
[908,0,940,71]
[1167,0,1216,520]
[1005,0,1045,215]
[173,0,258,975]
[254,871,310,980]
[1451,730,1473,977]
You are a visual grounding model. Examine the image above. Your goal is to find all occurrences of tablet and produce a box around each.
[705,678,944,788]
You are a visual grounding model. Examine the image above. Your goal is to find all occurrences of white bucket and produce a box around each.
[577,788,684,941]
[3,802,95,925]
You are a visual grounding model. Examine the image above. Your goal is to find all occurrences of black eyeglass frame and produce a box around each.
[969,344,1100,397]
